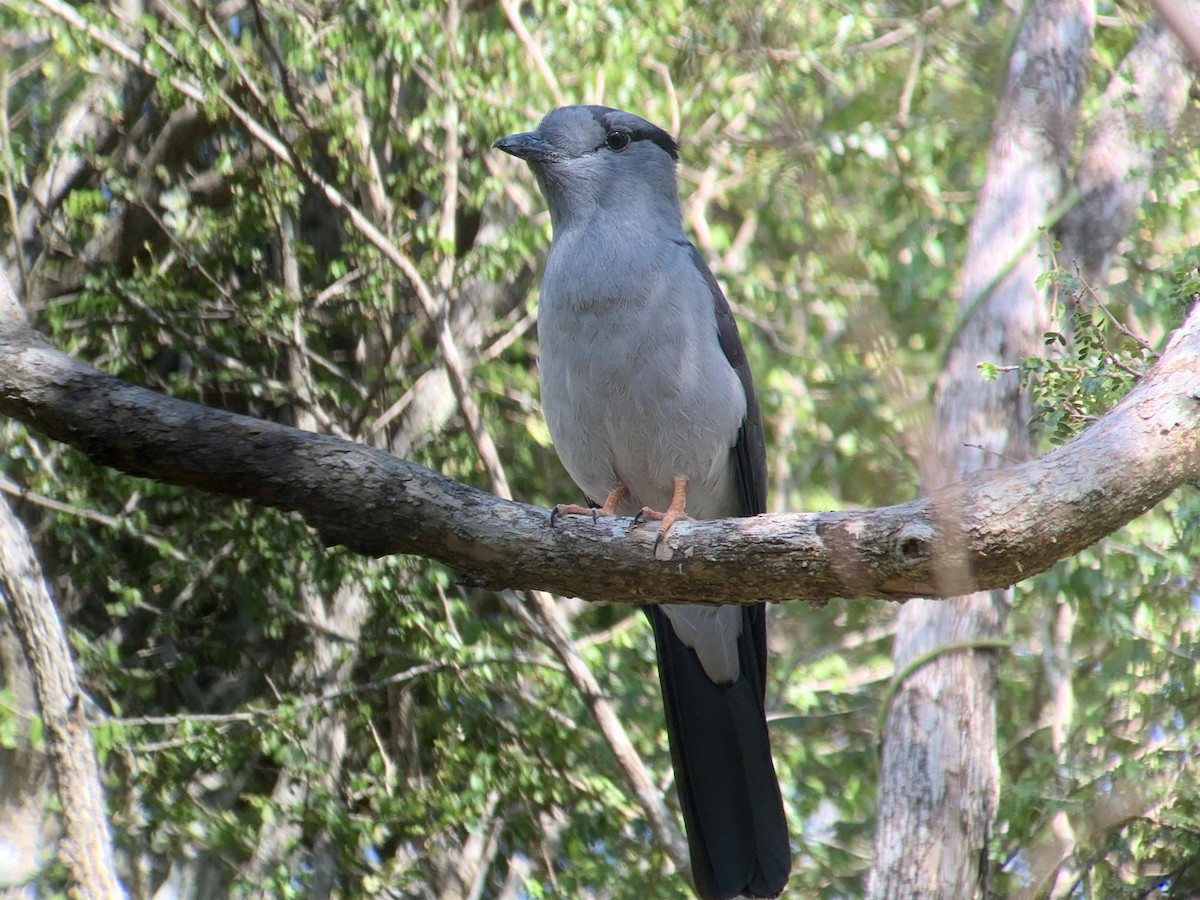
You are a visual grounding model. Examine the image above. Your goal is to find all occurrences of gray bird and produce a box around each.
[495,106,790,899]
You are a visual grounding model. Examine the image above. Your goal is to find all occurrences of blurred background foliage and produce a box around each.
[0,0,1198,896]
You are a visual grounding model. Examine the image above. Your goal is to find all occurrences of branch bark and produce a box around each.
[2,267,1200,609]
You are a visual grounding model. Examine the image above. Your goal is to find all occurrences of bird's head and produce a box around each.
[494,105,681,230]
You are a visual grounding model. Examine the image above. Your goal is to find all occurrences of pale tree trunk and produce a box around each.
[0,490,124,896]
[868,1,1094,897]
[0,601,52,890]
[1058,10,1195,286]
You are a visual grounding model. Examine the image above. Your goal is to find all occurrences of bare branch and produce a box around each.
[503,589,692,876]
[2,266,1199,607]
[847,0,965,56]
[0,470,189,561]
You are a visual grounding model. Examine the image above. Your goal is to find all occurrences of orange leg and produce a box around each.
[551,484,629,525]
[633,477,693,545]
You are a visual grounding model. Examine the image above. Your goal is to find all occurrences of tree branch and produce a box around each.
[3,267,1199,606]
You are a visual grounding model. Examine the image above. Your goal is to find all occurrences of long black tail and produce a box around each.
[647,603,790,899]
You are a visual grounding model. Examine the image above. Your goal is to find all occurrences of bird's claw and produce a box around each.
[550,485,629,528]
[634,477,691,549]
[637,506,693,548]
[550,502,595,526]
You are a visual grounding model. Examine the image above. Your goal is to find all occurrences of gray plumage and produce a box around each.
[495,105,790,900]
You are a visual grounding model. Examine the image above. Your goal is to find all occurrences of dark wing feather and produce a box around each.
[686,244,768,519]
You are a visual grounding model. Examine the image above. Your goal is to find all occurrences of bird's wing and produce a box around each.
[648,245,788,899]
[662,244,770,690]
[686,243,768,520]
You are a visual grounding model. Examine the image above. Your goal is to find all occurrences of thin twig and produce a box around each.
[499,0,564,107]
[0,471,190,561]
[114,653,564,730]
[1075,266,1159,357]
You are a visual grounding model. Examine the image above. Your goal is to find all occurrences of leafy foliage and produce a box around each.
[0,0,1198,896]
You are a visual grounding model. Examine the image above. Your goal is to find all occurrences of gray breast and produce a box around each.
[537,232,746,517]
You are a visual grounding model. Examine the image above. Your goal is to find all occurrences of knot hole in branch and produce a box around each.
[895,522,934,564]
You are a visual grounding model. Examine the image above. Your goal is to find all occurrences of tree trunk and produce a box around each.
[0,603,52,889]
[1057,11,1195,284]
[869,1,1094,896]
[0,491,124,897]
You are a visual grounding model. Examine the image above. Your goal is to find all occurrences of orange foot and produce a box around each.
[632,477,693,547]
[550,484,629,526]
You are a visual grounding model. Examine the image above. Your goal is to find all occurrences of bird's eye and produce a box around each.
[605,130,631,151]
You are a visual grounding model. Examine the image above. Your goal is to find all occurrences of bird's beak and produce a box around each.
[493,131,553,161]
